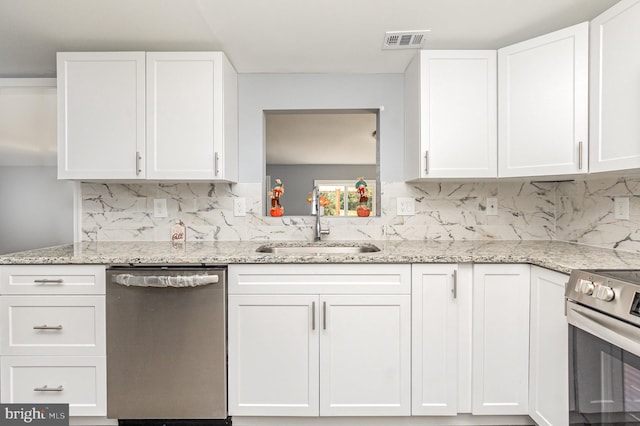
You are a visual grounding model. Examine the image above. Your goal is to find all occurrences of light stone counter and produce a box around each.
[2,240,640,274]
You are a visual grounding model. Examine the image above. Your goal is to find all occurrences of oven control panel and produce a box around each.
[574,278,615,302]
[567,269,640,327]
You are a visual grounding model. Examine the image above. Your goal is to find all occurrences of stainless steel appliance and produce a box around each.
[566,269,640,425]
[106,266,227,422]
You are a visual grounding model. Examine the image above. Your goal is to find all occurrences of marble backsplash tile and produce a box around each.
[556,175,640,253]
[78,175,640,254]
[80,180,557,243]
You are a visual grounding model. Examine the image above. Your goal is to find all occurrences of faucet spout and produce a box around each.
[312,186,330,241]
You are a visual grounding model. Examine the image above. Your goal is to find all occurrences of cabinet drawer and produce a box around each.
[0,296,105,356]
[228,264,411,294]
[1,356,106,416]
[0,265,105,295]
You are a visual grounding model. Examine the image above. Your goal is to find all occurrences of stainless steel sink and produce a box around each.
[256,243,380,255]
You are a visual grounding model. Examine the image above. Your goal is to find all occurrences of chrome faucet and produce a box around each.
[311,186,330,241]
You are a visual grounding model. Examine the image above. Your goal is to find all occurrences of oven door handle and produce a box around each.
[567,301,640,356]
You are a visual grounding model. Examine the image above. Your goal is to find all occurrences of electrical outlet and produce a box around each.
[486,197,498,216]
[233,197,247,217]
[153,199,168,218]
[614,197,630,220]
[397,197,415,216]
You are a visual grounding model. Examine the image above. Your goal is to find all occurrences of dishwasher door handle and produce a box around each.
[112,273,220,288]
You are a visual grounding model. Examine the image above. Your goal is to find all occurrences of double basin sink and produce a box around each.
[256,243,380,255]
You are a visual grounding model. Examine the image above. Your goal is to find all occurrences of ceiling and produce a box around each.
[0,0,621,76]
[266,111,377,165]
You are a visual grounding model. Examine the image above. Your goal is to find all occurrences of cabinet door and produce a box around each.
[227,295,319,416]
[472,264,530,415]
[146,52,237,181]
[411,264,458,415]
[405,50,497,179]
[529,266,569,426]
[320,295,411,416]
[498,22,588,177]
[590,0,640,172]
[57,52,145,179]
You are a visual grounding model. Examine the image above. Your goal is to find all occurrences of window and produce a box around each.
[314,180,376,217]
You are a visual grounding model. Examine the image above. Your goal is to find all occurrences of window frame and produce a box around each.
[314,179,376,217]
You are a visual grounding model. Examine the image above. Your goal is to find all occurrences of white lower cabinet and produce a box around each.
[228,295,319,416]
[0,265,106,417]
[1,356,107,416]
[411,264,473,416]
[228,262,566,425]
[472,264,531,415]
[227,264,411,417]
[320,295,411,416]
[529,266,569,426]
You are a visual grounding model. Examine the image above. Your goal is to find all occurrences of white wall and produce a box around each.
[0,166,74,254]
[238,73,405,183]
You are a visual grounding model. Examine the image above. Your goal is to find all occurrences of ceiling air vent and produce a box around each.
[382,30,430,50]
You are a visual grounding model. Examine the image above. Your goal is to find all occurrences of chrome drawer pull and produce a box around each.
[34,385,64,392]
[33,279,64,284]
[33,325,63,330]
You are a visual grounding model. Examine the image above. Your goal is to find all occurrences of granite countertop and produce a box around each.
[2,240,640,274]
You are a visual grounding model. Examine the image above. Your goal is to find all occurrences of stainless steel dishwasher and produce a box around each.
[106,266,227,422]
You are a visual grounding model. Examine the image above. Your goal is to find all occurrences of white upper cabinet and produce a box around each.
[57,52,146,180]
[146,52,237,180]
[405,50,497,180]
[498,22,588,177]
[57,51,238,181]
[590,0,640,173]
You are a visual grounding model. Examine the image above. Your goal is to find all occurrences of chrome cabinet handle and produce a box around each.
[578,141,583,170]
[424,150,429,175]
[33,279,63,284]
[323,301,327,330]
[452,270,457,299]
[312,301,316,331]
[33,325,63,330]
[214,152,220,177]
[136,151,142,176]
[34,385,64,392]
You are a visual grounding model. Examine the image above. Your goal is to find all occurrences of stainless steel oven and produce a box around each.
[566,269,640,425]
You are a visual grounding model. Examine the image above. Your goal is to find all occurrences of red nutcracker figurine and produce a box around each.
[269,178,284,217]
[355,177,370,217]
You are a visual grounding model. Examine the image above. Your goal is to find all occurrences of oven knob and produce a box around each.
[579,280,595,295]
[595,285,615,302]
